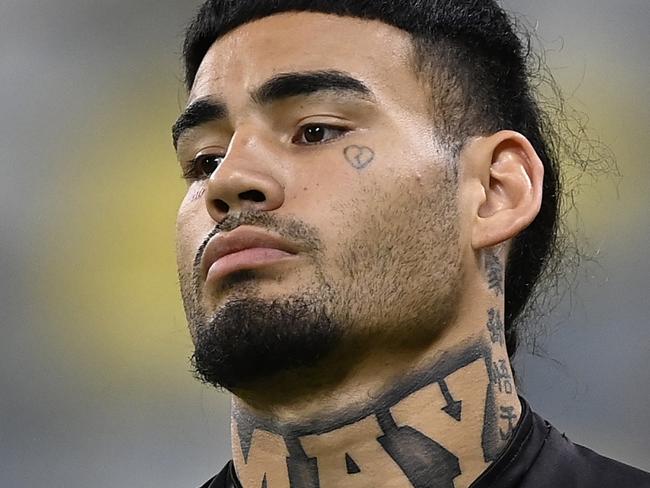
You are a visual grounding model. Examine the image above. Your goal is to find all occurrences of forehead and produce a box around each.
[189,12,423,105]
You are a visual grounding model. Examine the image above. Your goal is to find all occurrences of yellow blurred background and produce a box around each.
[0,1,648,486]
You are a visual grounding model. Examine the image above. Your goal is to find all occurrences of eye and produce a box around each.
[294,124,349,145]
[183,154,224,181]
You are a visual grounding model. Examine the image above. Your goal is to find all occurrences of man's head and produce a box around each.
[174,0,556,393]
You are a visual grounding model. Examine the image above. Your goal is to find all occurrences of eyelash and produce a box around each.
[182,154,224,181]
[293,123,350,146]
[181,123,351,181]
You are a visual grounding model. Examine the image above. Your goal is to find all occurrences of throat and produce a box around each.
[230,337,521,488]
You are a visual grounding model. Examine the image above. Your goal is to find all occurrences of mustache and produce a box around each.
[193,225,221,272]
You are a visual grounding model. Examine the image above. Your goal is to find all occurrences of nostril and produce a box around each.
[215,200,229,214]
[239,190,265,203]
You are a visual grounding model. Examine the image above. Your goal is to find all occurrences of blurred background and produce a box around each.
[0,0,648,486]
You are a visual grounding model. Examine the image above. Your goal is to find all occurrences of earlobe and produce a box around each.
[471,131,544,250]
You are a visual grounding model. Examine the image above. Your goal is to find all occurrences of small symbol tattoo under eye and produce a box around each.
[189,187,206,202]
[344,145,375,169]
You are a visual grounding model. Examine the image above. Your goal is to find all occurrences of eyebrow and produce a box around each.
[172,98,227,149]
[251,70,374,105]
[172,70,374,148]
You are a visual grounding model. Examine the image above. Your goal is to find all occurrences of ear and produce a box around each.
[466,130,544,250]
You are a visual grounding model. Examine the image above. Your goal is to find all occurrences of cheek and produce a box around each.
[175,207,202,272]
[178,181,208,207]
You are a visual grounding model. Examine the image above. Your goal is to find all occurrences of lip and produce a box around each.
[200,226,300,284]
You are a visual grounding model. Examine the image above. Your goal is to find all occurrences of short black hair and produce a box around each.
[180,0,562,362]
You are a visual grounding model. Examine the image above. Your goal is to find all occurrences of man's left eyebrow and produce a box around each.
[251,70,376,106]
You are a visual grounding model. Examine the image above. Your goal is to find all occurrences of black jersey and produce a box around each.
[198,397,650,488]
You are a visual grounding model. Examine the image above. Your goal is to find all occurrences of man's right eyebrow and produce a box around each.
[172,97,228,149]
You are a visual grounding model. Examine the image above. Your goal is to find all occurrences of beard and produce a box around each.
[182,265,345,391]
[178,169,461,393]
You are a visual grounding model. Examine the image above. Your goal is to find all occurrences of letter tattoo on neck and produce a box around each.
[232,340,516,487]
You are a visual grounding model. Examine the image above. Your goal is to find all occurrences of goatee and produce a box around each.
[190,286,342,391]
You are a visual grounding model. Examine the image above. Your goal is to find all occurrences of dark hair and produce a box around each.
[180,0,562,362]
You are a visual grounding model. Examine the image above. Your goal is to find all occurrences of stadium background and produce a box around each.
[1,1,648,486]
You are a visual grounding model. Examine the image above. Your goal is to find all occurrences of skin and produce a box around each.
[174,12,544,488]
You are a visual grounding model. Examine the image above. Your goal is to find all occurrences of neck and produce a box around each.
[229,304,520,488]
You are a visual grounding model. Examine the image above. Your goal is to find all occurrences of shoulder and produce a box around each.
[527,417,650,487]
[197,478,216,488]
[196,462,234,488]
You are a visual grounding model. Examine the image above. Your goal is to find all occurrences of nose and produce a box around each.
[203,133,285,224]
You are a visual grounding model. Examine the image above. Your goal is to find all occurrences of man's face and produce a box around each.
[175,12,465,392]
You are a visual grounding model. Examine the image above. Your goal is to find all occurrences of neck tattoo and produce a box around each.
[231,310,520,488]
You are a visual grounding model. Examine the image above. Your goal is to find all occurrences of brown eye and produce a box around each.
[304,125,325,143]
[296,124,348,145]
[195,154,224,177]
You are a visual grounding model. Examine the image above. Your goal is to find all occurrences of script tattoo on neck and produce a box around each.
[232,332,517,488]
[484,249,504,296]
[499,406,518,441]
[485,307,518,445]
[486,308,504,347]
